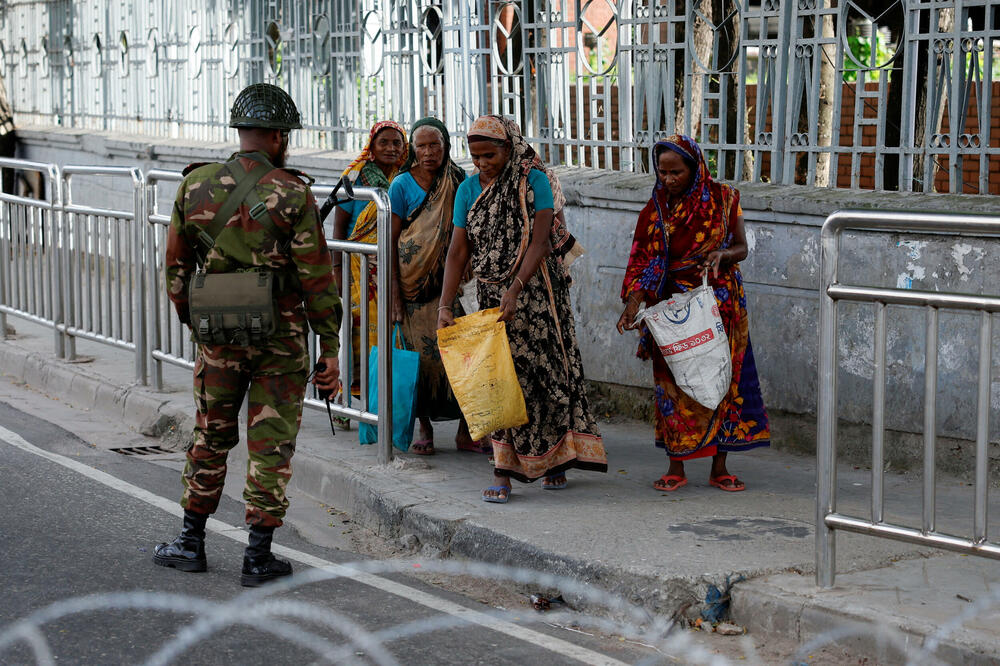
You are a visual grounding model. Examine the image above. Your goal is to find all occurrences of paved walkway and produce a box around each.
[2,316,998,663]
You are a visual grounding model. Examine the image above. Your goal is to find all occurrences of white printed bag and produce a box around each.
[634,273,732,410]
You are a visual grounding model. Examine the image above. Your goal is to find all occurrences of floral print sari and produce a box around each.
[622,135,770,460]
[464,116,607,482]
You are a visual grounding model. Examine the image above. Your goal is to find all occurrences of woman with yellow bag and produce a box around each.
[331,120,407,397]
[436,115,607,503]
[388,117,488,455]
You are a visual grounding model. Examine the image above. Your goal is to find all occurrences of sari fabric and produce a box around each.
[465,115,607,482]
[397,117,464,420]
[622,135,770,460]
[343,121,408,351]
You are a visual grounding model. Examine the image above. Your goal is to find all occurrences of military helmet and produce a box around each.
[229,83,302,131]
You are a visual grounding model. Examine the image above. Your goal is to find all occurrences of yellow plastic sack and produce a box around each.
[437,307,528,441]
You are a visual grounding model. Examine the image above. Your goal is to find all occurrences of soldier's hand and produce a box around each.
[314,356,341,394]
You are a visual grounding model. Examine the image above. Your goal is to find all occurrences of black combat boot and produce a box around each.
[240,524,293,587]
[152,510,208,572]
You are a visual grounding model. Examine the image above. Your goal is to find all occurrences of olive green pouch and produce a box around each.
[188,269,277,346]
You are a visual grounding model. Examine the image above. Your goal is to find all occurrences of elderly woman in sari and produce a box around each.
[617,135,770,492]
[437,115,607,503]
[388,118,486,455]
[332,121,407,387]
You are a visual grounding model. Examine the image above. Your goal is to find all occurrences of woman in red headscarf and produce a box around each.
[332,121,407,347]
[617,136,770,493]
[330,121,407,401]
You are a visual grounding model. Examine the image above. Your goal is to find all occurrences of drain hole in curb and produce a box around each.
[110,445,177,457]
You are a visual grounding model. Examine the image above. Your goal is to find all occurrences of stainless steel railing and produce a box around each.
[310,183,394,464]
[0,156,395,464]
[816,209,1000,588]
[144,169,192,388]
[0,158,63,356]
[59,165,147,384]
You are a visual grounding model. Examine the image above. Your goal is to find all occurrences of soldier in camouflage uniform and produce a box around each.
[153,83,342,586]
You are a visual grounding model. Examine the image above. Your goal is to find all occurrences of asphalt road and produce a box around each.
[0,396,651,666]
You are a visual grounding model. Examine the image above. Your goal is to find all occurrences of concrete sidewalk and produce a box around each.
[2,316,999,663]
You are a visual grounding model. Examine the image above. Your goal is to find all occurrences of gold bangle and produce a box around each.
[514,276,525,290]
[437,305,452,311]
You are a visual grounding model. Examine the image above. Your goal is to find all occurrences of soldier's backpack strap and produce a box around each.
[194,158,272,264]
[244,178,293,256]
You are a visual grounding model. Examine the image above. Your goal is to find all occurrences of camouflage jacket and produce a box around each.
[165,152,343,357]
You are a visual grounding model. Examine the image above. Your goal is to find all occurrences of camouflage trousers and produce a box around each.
[181,334,308,527]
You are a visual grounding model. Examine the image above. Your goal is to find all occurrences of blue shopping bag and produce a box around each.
[359,323,420,451]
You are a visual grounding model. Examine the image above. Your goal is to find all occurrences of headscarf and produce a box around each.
[464,115,578,282]
[650,135,720,249]
[341,121,408,351]
[395,117,465,301]
[464,115,543,283]
[400,117,466,187]
[467,115,508,142]
[621,134,737,303]
[340,120,408,192]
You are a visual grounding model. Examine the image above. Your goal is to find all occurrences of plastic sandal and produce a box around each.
[709,474,745,492]
[457,437,492,454]
[482,486,510,503]
[542,474,567,490]
[410,439,434,455]
[653,474,688,491]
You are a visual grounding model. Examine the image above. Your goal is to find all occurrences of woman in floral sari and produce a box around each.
[617,135,770,492]
[437,115,607,503]
[331,120,407,394]
[388,117,487,455]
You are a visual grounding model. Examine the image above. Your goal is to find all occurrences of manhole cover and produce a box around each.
[666,517,811,541]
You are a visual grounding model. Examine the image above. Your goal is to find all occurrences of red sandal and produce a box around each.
[709,474,745,492]
[653,474,687,491]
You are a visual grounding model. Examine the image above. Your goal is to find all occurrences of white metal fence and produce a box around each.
[816,209,1000,587]
[0,156,397,463]
[2,0,999,194]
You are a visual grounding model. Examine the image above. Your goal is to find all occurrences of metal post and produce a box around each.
[923,307,938,534]
[974,311,992,543]
[339,260,351,411]
[871,301,886,524]
[372,187,393,465]
[50,164,64,358]
[131,167,147,385]
[146,178,163,390]
[62,172,76,361]
[816,214,841,588]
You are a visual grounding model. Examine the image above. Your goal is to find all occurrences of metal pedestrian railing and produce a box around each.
[816,209,1000,588]
[307,183,395,465]
[0,156,395,464]
[0,158,63,356]
[59,166,147,384]
[145,169,191,387]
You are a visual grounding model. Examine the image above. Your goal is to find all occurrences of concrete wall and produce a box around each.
[13,124,1000,470]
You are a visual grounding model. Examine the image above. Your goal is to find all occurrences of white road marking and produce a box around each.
[0,424,629,666]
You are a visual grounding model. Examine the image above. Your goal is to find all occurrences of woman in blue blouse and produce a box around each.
[436,115,607,503]
[388,117,486,455]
